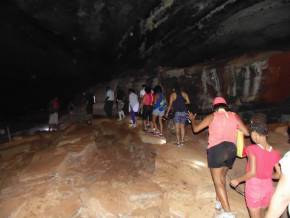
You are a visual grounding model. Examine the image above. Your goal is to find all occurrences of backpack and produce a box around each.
[158,94,167,111]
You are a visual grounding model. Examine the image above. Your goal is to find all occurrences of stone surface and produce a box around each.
[5,0,290,68]
[92,50,290,121]
[0,118,289,217]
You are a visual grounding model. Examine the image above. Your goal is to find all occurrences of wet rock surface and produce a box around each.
[0,118,289,217]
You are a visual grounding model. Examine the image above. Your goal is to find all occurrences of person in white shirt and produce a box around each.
[129,89,139,128]
[265,151,290,218]
[139,84,146,99]
[104,86,114,117]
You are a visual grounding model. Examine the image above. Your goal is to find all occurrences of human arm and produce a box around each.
[273,163,281,180]
[230,154,256,187]
[189,113,213,133]
[140,95,144,110]
[165,93,174,117]
[182,92,190,104]
[105,91,109,101]
[265,174,290,218]
[236,115,249,136]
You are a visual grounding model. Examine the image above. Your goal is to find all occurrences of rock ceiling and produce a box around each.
[2,0,290,74]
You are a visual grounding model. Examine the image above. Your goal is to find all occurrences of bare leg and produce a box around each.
[210,167,231,212]
[152,115,158,130]
[180,123,185,143]
[159,116,163,134]
[175,123,180,144]
[249,208,262,218]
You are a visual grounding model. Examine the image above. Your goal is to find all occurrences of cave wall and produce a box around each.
[92,50,290,116]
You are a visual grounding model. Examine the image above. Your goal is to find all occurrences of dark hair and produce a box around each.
[145,86,151,94]
[173,84,181,95]
[128,88,135,93]
[213,103,229,112]
[142,84,146,88]
[250,121,268,136]
[251,113,267,124]
[154,85,162,94]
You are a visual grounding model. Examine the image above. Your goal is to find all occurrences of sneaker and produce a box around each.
[215,212,235,218]
[215,200,223,211]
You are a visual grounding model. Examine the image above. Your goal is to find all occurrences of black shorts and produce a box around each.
[207,141,237,168]
[142,105,153,121]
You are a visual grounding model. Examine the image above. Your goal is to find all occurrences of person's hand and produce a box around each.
[230,179,239,188]
[189,112,196,121]
[165,111,169,118]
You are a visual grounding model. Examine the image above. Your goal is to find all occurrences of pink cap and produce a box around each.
[213,97,227,106]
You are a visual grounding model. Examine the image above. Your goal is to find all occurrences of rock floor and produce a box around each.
[0,118,289,218]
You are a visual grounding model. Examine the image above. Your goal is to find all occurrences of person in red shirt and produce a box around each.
[230,119,281,218]
[189,97,249,218]
[48,97,60,131]
[140,86,154,131]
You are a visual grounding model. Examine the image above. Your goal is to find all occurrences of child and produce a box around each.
[230,119,281,218]
[117,98,125,121]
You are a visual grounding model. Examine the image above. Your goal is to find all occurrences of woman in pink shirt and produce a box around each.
[189,97,249,218]
[231,120,281,218]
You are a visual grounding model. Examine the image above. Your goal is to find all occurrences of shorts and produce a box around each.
[142,105,153,121]
[153,108,165,117]
[174,112,187,124]
[245,177,274,208]
[207,141,236,168]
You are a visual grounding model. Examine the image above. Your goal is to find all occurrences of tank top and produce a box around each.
[173,93,186,112]
[143,93,153,106]
[153,94,166,111]
[208,111,239,149]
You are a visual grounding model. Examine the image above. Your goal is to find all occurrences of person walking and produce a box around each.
[231,119,281,218]
[152,85,167,137]
[140,86,154,131]
[165,84,190,147]
[48,97,60,131]
[104,86,114,117]
[116,98,125,121]
[189,97,249,218]
[128,89,139,128]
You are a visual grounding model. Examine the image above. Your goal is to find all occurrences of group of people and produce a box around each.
[110,84,290,218]
[105,84,194,145]
[50,85,290,218]
[188,96,290,218]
